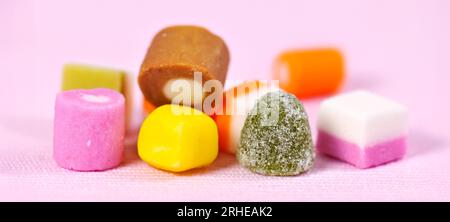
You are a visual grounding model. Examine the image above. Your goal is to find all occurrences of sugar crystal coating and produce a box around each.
[237,91,314,176]
[53,88,125,171]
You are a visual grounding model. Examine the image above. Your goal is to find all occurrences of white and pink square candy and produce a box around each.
[316,90,408,168]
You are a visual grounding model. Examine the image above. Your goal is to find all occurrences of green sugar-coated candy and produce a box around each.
[237,90,314,176]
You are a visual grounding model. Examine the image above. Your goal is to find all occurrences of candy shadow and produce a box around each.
[309,154,350,174]
[172,152,237,176]
[121,131,141,166]
[407,129,447,158]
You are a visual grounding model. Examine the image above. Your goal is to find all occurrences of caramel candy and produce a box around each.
[138,25,230,107]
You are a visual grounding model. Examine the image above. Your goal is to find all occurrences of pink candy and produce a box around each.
[316,91,408,168]
[53,88,125,171]
[317,131,407,168]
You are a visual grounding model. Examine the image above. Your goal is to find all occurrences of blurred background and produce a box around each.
[1,0,449,201]
[2,0,450,118]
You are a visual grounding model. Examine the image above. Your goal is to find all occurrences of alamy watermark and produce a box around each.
[167,72,281,126]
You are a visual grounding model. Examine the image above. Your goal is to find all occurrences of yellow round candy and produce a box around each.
[138,104,219,172]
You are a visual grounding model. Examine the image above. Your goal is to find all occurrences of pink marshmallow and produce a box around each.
[317,130,407,168]
[53,88,125,171]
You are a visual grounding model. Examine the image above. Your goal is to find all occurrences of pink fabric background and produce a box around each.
[1,0,450,201]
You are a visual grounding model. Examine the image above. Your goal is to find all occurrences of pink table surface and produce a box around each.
[1,0,450,201]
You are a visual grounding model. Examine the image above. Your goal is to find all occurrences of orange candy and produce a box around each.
[272,48,345,99]
[143,99,156,114]
[215,80,276,154]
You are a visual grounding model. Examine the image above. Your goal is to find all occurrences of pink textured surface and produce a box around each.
[54,88,125,171]
[316,131,407,169]
[1,0,450,201]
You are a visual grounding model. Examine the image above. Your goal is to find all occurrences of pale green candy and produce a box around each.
[61,64,125,93]
[237,90,314,176]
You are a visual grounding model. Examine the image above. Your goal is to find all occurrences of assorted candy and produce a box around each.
[53,25,408,175]
[316,90,408,168]
[138,105,218,172]
[53,88,125,171]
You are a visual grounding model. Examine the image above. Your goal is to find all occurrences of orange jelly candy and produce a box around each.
[272,48,345,99]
